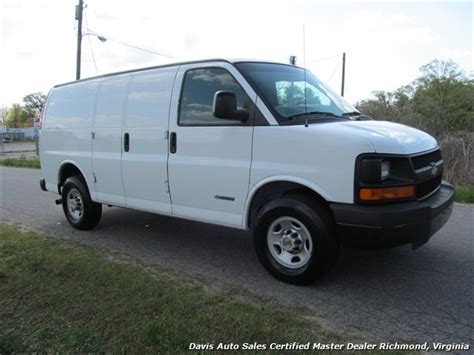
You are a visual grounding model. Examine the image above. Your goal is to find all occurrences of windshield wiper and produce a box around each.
[342,111,361,116]
[287,111,343,121]
[342,111,371,121]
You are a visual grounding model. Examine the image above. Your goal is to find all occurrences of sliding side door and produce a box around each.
[121,67,178,214]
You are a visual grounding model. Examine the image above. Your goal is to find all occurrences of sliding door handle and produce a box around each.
[170,132,177,154]
[124,132,130,152]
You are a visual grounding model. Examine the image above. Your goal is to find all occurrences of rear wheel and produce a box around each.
[62,176,102,230]
[253,195,339,285]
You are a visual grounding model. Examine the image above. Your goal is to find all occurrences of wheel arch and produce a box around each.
[57,160,91,195]
[244,176,332,229]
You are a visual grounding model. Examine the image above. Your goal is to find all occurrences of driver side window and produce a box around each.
[179,68,245,126]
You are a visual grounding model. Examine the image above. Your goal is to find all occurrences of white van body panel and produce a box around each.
[40,80,100,197]
[167,122,253,227]
[335,120,438,154]
[249,124,375,206]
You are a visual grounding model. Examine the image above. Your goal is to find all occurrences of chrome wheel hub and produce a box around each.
[267,216,313,269]
[67,188,83,221]
[281,236,295,251]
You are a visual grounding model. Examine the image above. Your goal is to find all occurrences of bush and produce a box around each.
[438,132,474,185]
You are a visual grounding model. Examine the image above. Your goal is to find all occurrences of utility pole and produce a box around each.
[75,0,84,80]
[341,52,346,97]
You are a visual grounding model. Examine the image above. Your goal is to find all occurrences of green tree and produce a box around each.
[356,59,473,134]
[22,92,46,117]
[5,104,29,128]
[1,105,9,122]
[412,60,473,134]
[356,90,402,123]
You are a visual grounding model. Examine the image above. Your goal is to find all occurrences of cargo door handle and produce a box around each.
[124,133,130,152]
[170,132,177,154]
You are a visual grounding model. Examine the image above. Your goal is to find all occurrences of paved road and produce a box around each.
[1,167,472,346]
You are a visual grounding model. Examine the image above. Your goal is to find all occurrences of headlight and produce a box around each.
[381,160,390,180]
[357,155,415,203]
[359,158,386,184]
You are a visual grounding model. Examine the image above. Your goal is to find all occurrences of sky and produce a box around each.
[0,0,472,109]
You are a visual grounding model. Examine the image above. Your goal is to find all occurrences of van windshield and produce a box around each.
[235,62,358,124]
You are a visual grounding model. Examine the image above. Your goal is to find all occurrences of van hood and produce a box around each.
[327,120,438,154]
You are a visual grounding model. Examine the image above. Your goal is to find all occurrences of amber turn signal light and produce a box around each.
[359,185,415,201]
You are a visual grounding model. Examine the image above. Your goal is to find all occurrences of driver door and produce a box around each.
[167,63,254,227]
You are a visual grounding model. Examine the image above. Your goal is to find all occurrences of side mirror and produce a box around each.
[212,91,249,122]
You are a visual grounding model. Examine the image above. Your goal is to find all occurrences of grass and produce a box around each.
[0,223,347,353]
[454,185,474,204]
[0,156,40,169]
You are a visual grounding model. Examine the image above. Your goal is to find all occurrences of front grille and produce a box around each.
[411,149,442,170]
[416,175,442,199]
[411,149,443,199]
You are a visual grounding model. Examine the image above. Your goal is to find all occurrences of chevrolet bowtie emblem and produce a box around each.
[430,162,438,177]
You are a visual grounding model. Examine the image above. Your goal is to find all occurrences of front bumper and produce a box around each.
[330,182,454,249]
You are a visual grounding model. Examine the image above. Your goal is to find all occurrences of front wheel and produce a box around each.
[253,195,339,285]
[62,176,102,230]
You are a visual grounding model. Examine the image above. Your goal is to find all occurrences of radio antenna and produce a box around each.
[303,24,307,115]
[303,24,306,68]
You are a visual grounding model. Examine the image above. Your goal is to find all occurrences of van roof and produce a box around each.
[53,58,297,89]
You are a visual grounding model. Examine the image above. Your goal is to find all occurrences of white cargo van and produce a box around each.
[39,59,454,284]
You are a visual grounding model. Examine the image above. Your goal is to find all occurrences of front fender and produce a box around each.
[242,175,331,229]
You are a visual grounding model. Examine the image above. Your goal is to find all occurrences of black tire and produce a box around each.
[253,195,339,285]
[61,176,102,230]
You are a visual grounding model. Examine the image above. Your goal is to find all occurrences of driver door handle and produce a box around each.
[124,132,130,152]
[170,132,177,154]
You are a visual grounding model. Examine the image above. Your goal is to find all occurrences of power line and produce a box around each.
[327,62,341,82]
[306,54,339,65]
[84,8,98,75]
[87,29,177,59]
[111,38,177,59]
